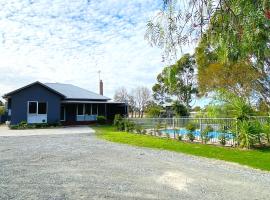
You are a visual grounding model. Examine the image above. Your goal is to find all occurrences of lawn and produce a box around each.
[94,126,270,171]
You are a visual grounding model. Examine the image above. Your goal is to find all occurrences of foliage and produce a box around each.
[147,0,270,107]
[0,106,5,115]
[113,114,125,131]
[9,121,61,130]
[152,54,197,109]
[177,134,182,141]
[135,124,143,134]
[145,103,162,117]
[95,126,270,171]
[186,132,195,142]
[218,133,227,146]
[204,104,225,118]
[201,125,214,144]
[186,122,196,132]
[97,116,106,125]
[186,122,196,142]
[172,101,189,117]
[214,89,254,120]
[146,1,270,62]
[124,120,135,133]
[236,120,262,149]
[262,123,270,143]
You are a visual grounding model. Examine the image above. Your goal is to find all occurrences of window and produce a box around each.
[77,104,84,115]
[38,102,47,114]
[28,102,37,114]
[85,104,91,115]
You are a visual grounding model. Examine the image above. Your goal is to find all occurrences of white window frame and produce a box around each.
[28,101,38,115]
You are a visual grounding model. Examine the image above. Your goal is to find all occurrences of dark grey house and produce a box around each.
[3,81,127,125]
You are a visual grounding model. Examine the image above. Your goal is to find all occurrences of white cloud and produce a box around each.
[1,0,204,106]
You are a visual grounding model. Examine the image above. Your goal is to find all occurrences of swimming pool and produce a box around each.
[161,128,234,139]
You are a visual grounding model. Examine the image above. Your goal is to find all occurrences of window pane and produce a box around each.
[85,104,91,115]
[77,104,84,115]
[29,102,37,114]
[38,102,47,114]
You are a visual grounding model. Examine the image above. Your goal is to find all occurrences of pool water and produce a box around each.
[161,129,234,139]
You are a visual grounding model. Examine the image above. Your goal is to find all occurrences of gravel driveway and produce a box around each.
[0,126,270,200]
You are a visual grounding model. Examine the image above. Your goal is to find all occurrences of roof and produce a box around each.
[3,81,65,98]
[3,81,111,101]
[44,83,110,100]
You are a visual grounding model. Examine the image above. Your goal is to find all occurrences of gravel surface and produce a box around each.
[0,127,270,200]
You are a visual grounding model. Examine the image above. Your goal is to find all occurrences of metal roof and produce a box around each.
[3,81,65,99]
[44,83,110,100]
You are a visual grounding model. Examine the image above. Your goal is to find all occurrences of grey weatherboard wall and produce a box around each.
[9,84,62,125]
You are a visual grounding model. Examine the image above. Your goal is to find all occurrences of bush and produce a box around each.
[9,121,61,130]
[201,125,213,144]
[135,125,143,134]
[187,132,195,142]
[97,116,106,125]
[177,134,183,141]
[0,106,5,115]
[186,123,196,132]
[124,120,135,132]
[236,120,262,149]
[218,133,227,146]
[113,114,125,131]
[186,122,196,142]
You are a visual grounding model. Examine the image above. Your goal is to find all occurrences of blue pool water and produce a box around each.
[161,129,234,139]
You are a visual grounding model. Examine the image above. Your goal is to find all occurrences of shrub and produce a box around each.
[262,123,270,143]
[236,120,262,149]
[19,121,28,129]
[186,122,196,142]
[218,133,227,146]
[113,114,122,127]
[186,122,196,132]
[97,116,106,125]
[187,132,195,142]
[135,125,143,134]
[113,114,125,131]
[124,120,135,132]
[201,125,213,144]
[0,106,5,115]
[177,134,183,141]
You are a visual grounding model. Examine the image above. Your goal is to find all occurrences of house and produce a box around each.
[3,81,127,125]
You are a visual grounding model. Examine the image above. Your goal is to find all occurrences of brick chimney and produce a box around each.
[99,80,103,95]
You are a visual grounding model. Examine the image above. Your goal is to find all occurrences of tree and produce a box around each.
[134,86,152,118]
[172,101,189,117]
[114,87,129,102]
[153,54,197,109]
[147,0,270,106]
[145,102,163,117]
[146,0,270,63]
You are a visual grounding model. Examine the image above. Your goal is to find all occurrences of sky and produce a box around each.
[0,0,209,107]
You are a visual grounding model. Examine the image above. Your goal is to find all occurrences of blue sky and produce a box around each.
[0,0,209,107]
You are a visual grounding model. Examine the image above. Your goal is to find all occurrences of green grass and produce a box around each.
[94,126,270,171]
